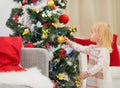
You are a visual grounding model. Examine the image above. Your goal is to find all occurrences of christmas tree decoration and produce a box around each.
[47,0,55,7]
[57,36,65,44]
[70,26,77,32]
[13,13,19,23]
[22,29,29,35]
[32,7,40,13]
[53,81,58,88]
[30,0,38,3]
[75,76,82,88]
[59,14,69,24]
[23,0,28,5]
[45,43,50,48]
[24,42,35,48]
[6,0,81,87]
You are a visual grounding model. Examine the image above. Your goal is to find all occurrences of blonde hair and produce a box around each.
[93,22,113,52]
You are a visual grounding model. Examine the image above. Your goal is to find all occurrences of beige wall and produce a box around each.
[65,0,120,44]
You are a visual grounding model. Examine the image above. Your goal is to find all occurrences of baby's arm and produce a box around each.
[64,37,91,54]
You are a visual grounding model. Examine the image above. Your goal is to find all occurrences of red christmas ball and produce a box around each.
[59,14,69,24]
[24,43,35,48]
[51,5,56,10]
[43,23,51,27]
[14,14,19,23]
[60,53,66,59]
[23,0,28,5]
[53,81,58,88]
[59,48,65,54]
[31,0,38,3]
[45,43,50,48]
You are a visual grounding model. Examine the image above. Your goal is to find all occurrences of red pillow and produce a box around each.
[74,34,120,66]
[0,36,25,72]
[110,34,120,66]
[74,38,96,46]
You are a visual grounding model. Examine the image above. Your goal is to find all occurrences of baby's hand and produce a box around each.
[64,37,72,45]
[79,71,89,80]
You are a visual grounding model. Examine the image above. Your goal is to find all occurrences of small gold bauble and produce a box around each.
[57,36,65,44]
[47,0,54,7]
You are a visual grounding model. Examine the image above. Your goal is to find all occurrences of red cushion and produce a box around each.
[0,36,25,72]
[110,34,120,66]
[74,34,120,66]
[74,38,96,46]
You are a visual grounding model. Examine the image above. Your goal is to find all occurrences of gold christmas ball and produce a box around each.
[57,36,65,44]
[47,0,54,7]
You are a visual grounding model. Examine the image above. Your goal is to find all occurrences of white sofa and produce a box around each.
[79,46,120,88]
[110,46,120,88]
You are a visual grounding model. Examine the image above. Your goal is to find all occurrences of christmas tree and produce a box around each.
[6,0,81,87]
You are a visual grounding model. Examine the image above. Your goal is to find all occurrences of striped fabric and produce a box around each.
[87,47,103,88]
